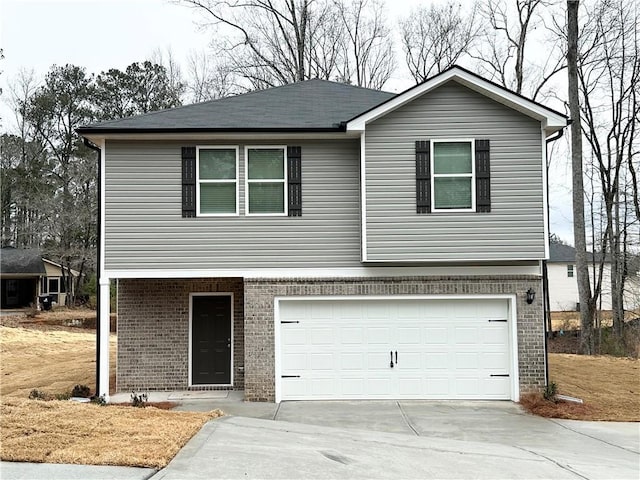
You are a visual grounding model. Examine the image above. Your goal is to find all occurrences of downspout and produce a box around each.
[84,138,102,397]
[543,127,565,386]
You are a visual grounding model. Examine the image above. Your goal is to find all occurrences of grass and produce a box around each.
[0,325,223,468]
[0,326,115,398]
[0,398,221,468]
[531,353,640,421]
[551,309,640,332]
[548,353,640,420]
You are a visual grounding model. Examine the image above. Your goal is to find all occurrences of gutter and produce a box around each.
[83,138,102,397]
[542,125,566,386]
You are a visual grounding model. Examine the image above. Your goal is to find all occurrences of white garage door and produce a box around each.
[278,298,514,401]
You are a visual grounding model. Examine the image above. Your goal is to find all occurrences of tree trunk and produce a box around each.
[567,0,595,354]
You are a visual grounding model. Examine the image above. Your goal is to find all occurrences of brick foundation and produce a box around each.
[243,276,545,401]
[117,278,244,391]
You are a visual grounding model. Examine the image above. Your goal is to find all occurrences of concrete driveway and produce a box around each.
[2,398,638,479]
[157,399,639,479]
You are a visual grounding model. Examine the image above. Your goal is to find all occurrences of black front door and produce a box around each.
[192,295,232,385]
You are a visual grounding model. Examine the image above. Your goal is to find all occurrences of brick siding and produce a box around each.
[117,276,544,401]
[244,276,544,401]
[117,278,244,391]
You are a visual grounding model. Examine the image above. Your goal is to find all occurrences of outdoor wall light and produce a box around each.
[526,288,536,304]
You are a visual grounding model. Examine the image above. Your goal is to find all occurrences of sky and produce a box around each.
[0,0,575,243]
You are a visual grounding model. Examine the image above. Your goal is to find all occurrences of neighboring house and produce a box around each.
[548,242,640,311]
[78,66,567,402]
[0,247,78,308]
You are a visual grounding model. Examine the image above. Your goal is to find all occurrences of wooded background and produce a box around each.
[0,0,637,353]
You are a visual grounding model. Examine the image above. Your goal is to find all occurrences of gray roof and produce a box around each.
[1,247,46,275]
[77,79,396,133]
[549,243,606,263]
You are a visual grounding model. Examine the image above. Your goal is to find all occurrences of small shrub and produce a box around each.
[71,384,91,398]
[55,392,71,401]
[543,381,558,402]
[90,394,107,406]
[28,389,50,400]
[130,391,148,408]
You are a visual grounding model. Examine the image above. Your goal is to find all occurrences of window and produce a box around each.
[431,140,475,212]
[246,147,287,215]
[567,265,574,278]
[196,147,238,215]
[48,278,59,293]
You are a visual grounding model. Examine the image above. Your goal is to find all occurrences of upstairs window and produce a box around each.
[246,147,287,215]
[431,140,475,212]
[567,264,574,277]
[197,147,238,215]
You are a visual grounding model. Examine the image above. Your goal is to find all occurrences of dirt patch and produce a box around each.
[0,307,116,332]
[0,398,222,468]
[520,393,595,419]
[546,353,640,421]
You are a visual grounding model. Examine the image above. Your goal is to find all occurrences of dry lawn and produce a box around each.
[0,325,223,468]
[547,353,640,421]
[0,326,115,398]
[0,398,221,468]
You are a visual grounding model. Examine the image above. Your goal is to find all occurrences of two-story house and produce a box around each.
[78,66,567,403]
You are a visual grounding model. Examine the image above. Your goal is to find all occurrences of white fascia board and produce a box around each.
[80,131,359,144]
[347,68,567,134]
[105,264,543,279]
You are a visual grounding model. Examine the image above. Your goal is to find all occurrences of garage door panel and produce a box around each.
[425,352,450,369]
[366,327,391,344]
[424,327,448,345]
[341,352,364,370]
[279,298,513,400]
[341,327,363,344]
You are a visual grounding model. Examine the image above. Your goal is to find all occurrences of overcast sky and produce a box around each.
[0,0,575,243]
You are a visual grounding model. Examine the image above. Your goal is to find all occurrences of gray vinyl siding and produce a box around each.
[104,139,361,270]
[365,81,545,262]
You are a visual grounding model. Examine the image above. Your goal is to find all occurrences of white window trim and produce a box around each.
[48,277,60,294]
[244,145,288,216]
[196,145,239,217]
[188,292,234,388]
[430,138,476,213]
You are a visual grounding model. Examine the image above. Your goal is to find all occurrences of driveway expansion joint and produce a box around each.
[548,418,640,454]
[396,402,420,436]
[514,446,589,480]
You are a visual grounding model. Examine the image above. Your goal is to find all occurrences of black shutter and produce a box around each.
[182,146,196,217]
[416,140,431,214]
[475,139,491,213]
[287,146,302,216]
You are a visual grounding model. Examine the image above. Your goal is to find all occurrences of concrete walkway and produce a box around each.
[2,394,638,480]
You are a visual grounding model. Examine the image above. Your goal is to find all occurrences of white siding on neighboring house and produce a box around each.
[547,262,640,311]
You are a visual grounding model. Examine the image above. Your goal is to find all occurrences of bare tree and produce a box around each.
[474,0,565,99]
[400,1,479,83]
[575,0,639,338]
[334,0,395,89]
[185,50,237,102]
[180,0,338,89]
[568,0,596,354]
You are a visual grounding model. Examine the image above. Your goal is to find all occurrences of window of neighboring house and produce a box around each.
[196,147,238,215]
[48,278,59,293]
[431,140,475,212]
[567,264,574,277]
[246,147,287,215]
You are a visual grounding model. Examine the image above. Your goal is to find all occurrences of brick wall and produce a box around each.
[117,278,244,391]
[244,276,544,401]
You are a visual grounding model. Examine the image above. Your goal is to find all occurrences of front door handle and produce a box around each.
[227,337,231,348]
